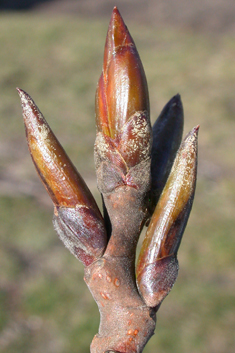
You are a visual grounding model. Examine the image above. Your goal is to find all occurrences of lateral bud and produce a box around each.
[136,126,199,308]
[18,88,107,266]
[149,94,184,217]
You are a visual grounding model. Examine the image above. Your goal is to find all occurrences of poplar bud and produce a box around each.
[150,94,184,215]
[137,126,199,308]
[94,7,151,197]
[18,88,107,266]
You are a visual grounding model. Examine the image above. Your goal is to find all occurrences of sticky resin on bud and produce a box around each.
[137,126,199,308]
[18,88,107,266]
[95,6,149,139]
[94,7,152,197]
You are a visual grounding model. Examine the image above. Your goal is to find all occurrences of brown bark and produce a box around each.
[85,256,156,353]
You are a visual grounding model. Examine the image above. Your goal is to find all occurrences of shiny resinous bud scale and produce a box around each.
[18,6,199,353]
[17,88,107,267]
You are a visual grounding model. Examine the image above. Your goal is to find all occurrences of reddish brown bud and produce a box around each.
[94,7,152,257]
[18,88,107,266]
[95,6,149,139]
[137,126,199,307]
[95,7,151,197]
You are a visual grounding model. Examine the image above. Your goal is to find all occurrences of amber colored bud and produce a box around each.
[95,6,149,139]
[136,126,199,307]
[17,88,99,211]
[18,88,107,266]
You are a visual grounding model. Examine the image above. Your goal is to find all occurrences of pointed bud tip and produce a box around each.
[16,87,28,100]
[16,88,45,131]
[187,125,200,141]
[16,87,35,113]
[16,87,27,103]
[169,93,183,112]
[111,6,122,22]
[180,125,199,159]
[172,93,181,103]
[112,6,120,15]
[108,6,133,48]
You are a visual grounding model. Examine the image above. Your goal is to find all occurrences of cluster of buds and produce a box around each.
[18,7,198,353]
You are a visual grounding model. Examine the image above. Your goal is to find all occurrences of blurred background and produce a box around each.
[0,0,234,352]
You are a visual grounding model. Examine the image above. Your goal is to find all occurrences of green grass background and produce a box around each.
[0,7,235,353]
